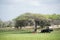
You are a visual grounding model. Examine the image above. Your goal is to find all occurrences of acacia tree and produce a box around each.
[14,13,51,32]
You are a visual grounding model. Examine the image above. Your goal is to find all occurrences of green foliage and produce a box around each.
[14,13,60,29]
[14,13,46,21]
[14,13,48,29]
[48,14,60,20]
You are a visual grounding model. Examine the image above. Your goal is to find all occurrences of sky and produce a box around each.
[0,0,60,21]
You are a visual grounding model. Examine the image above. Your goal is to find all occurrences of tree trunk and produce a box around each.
[34,21,38,32]
[34,23,37,32]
